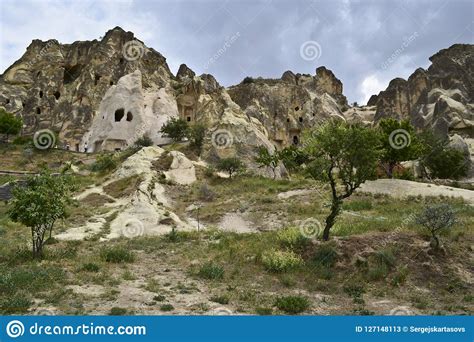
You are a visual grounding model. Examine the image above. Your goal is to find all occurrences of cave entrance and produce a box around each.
[115,108,125,122]
[293,136,299,145]
[63,65,83,84]
[126,111,133,122]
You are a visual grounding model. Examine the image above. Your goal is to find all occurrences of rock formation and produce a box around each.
[371,44,473,136]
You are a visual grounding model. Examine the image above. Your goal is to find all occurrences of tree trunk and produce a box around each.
[322,199,342,241]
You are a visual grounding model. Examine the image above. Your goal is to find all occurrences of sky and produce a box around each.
[0,0,473,104]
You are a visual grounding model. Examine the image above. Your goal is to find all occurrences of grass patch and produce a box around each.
[198,262,224,280]
[103,175,142,198]
[275,296,310,314]
[100,247,135,263]
[210,294,230,305]
[160,304,174,312]
[0,293,32,314]
[109,307,128,315]
[262,249,303,272]
[277,227,309,251]
[81,262,100,272]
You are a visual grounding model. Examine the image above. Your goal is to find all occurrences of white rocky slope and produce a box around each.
[56,147,196,241]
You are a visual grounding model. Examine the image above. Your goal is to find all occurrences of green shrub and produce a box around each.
[160,117,188,142]
[216,157,245,179]
[187,123,207,152]
[242,76,255,84]
[343,283,365,299]
[12,136,32,145]
[134,134,154,147]
[312,243,338,268]
[153,295,166,302]
[100,247,135,263]
[91,154,118,173]
[415,204,456,249]
[277,227,309,250]
[262,249,303,272]
[343,200,373,211]
[275,296,310,314]
[0,294,32,314]
[81,262,100,272]
[255,307,273,315]
[210,294,230,305]
[198,262,224,280]
[160,304,174,312]
[109,307,127,315]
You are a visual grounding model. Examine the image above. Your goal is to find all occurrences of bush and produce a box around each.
[81,263,100,272]
[275,296,310,314]
[12,136,32,145]
[160,117,188,142]
[424,147,468,179]
[216,157,245,179]
[312,243,338,268]
[0,294,32,314]
[109,307,127,315]
[134,134,154,147]
[160,304,174,312]
[262,249,303,272]
[210,294,230,305]
[100,247,135,263]
[242,76,255,84]
[343,199,373,211]
[277,227,309,251]
[198,262,224,280]
[91,154,118,173]
[187,123,207,152]
[415,204,456,249]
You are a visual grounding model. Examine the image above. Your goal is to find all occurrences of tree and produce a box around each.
[255,146,280,179]
[187,123,207,153]
[419,131,468,180]
[378,118,422,178]
[216,157,245,179]
[0,108,22,142]
[278,145,309,174]
[134,134,154,147]
[7,169,76,258]
[304,121,381,241]
[415,204,456,249]
[160,117,188,142]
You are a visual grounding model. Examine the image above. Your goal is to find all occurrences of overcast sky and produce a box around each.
[0,0,472,104]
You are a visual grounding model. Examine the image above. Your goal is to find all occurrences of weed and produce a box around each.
[275,296,310,314]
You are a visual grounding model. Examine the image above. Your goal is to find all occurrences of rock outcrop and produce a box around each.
[371,44,473,136]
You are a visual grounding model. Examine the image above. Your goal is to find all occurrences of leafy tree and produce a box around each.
[419,131,468,180]
[278,146,309,174]
[160,117,188,142]
[8,169,76,258]
[378,118,422,178]
[415,204,456,249]
[255,146,280,179]
[187,123,207,153]
[0,108,22,142]
[304,121,381,241]
[242,76,255,84]
[216,157,245,179]
[134,134,154,147]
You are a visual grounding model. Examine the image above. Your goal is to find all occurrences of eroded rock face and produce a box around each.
[0,27,173,150]
[227,67,348,148]
[372,44,473,136]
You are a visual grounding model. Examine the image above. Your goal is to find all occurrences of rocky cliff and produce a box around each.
[371,44,473,137]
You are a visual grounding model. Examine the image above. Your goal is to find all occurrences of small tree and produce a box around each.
[134,134,154,147]
[187,123,207,153]
[0,108,22,142]
[7,169,76,258]
[378,118,421,178]
[255,146,280,179]
[160,117,188,142]
[415,204,456,249]
[419,131,468,180]
[278,145,309,174]
[304,121,380,241]
[216,157,245,179]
